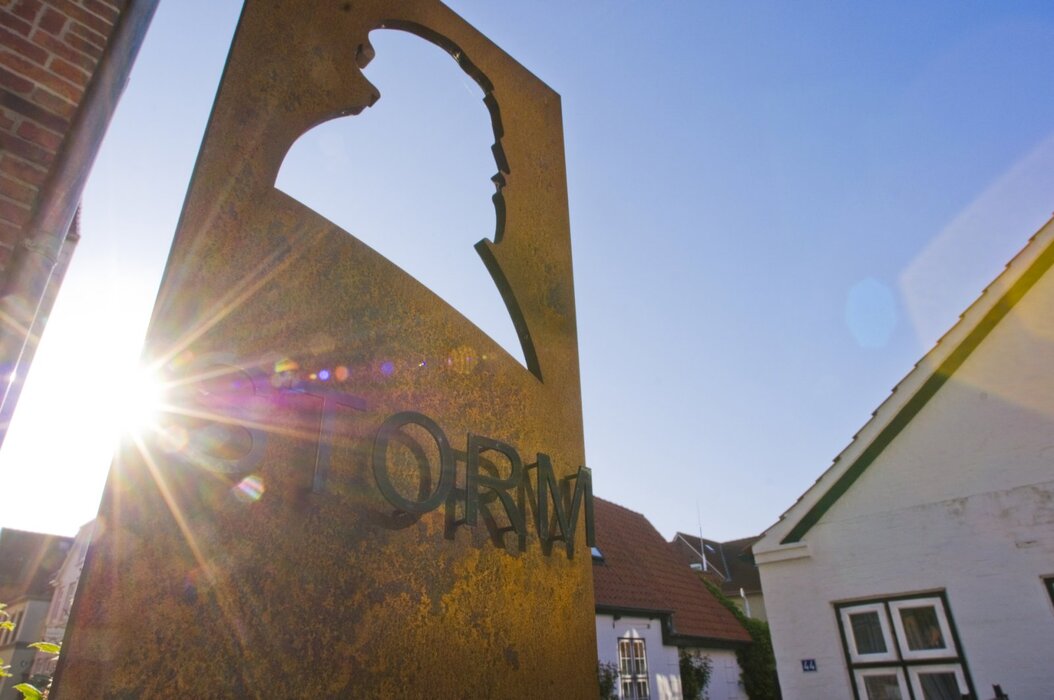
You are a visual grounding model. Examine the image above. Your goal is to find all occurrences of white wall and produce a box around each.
[729,592,766,622]
[700,648,748,700]
[761,480,1054,699]
[597,614,682,700]
[756,244,1054,699]
[595,614,748,700]
[31,520,94,678]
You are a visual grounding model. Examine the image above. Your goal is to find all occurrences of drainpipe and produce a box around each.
[0,0,160,445]
[0,212,80,437]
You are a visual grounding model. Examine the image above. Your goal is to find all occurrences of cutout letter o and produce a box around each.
[372,411,455,514]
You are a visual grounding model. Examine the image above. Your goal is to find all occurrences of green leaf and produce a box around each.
[28,642,60,655]
[0,622,13,631]
[12,683,42,700]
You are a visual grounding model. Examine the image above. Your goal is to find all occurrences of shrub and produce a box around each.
[679,650,713,700]
[701,580,781,700]
[597,659,619,700]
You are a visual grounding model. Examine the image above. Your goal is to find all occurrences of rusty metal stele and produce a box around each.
[54,1,597,697]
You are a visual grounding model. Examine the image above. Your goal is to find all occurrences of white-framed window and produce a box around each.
[852,667,908,700]
[907,663,968,700]
[836,593,973,700]
[840,602,898,664]
[617,637,649,700]
[888,597,957,661]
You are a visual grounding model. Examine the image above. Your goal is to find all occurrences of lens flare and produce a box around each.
[159,424,189,454]
[232,474,265,503]
[274,358,299,373]
[110,365,168,438]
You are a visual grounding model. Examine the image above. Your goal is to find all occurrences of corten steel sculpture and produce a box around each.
[55,1,597,697]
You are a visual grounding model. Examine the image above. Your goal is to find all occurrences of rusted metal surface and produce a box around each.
[56,1,596,697]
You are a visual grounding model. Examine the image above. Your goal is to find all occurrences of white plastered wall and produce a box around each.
[757,252,1054,699]
[596,614,682,700]
[595,614,748,700]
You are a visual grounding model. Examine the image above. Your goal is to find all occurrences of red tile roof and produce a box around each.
[592,498,750,644]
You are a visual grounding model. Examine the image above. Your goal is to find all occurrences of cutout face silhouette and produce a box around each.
[275,28,527,368]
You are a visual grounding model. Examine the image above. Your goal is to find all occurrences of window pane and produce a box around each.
[633,640,647,674]
[863,674,903,700]
[899,606,945,651]
[919,672,960,700]
[619,640,632,675]
[850,611,888,654]
[622,679,635,699]
[636,679,650,699]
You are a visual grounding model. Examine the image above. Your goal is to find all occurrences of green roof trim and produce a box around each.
[782,228,1054,544]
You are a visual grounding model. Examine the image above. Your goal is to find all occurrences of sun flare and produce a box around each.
[105,364,169,439]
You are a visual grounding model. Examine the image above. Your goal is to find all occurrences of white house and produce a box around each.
[754,217,1054,700]
[29,520,94,682]
[593,498,752,700]
[0,529,72,699]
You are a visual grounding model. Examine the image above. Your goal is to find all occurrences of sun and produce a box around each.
[106,363,169,438]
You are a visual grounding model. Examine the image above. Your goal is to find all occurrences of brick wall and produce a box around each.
[0,0,126,280]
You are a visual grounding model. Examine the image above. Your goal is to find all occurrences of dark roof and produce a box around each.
[0,528,73,601]
[592,498,750,645]
[669,533,762,597]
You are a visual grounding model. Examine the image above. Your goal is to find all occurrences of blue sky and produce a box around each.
[2,1,1054,541]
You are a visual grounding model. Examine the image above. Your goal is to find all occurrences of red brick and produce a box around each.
[66,18,105,51]
[31,27,96,70]
[0,50,82,102]
[80,0,117,23]
[28,85,75,120]
[64,30,102,59]
[0,219,21,247]
[0,105,17,128]
[0,174,33,204]
[0,153,46,186]
[37,6,65,34]
[1,89,69,132]
[10,0,41,24]
[47,55,88,86]
[0,131,52,167]
[50,0,110,35]
[0,65,33,94]
[0,197,31,226]
[0,25,48,65]
[0,8,33,36]
[16,119,61,150]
